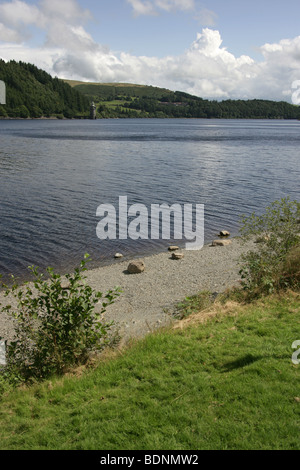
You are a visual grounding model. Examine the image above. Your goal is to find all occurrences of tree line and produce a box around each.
[0,60,90,119]
[1,59,299,120]
[101,91,300,119]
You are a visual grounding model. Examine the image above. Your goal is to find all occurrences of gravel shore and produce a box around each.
[0,237,254,345]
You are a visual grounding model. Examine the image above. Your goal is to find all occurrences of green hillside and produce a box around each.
[0,60,90,119]
[66,79,300,120]
[64,79,173,100]
[1,60,299,120]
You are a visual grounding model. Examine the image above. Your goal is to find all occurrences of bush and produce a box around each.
[171,291,215,320]
[239,197,300,298]
[0,254,121,381]
[14,105,30,118]
[278,244,300,289]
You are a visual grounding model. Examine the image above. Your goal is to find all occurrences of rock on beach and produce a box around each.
[212,239,232,247]
[171,252,184,260]
[127,260,145,274]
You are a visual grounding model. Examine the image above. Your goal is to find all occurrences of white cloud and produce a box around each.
[127,0,195,16]
[194,8,218,26]
[0,0,91,44]
[44,23,98,51]
[0,23,24,43]
[153,0,195,11]
[0,0,45,42]
[0,0,43,27]
[39,0,91,23]
[127,0,157,16]
[127,0,219,29]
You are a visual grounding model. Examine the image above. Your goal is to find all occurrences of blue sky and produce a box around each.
[1,0,300,101]
[82,0,300,59]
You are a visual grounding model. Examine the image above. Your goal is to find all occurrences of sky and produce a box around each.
[1,0,300,102]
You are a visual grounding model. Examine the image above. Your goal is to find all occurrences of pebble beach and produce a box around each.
[0,237,254,345]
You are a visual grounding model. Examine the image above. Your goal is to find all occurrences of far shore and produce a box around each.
[1,116,299,121]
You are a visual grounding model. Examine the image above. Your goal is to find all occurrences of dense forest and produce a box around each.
[124,92,300,119]
[1,60,300,120]
[0,60,90,118]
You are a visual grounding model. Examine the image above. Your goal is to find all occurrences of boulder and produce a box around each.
[127,260,145,274]
[168,245,179,251]
[114,253,123,259]
[219,230,230,237]
[171,252,184,260]
[212,239,232,247]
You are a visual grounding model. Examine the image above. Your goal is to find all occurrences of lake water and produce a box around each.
[0,118,299,281]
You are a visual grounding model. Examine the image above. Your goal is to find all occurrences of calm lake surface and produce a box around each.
[0,118,299,281]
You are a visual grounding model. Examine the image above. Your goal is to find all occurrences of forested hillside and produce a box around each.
[0,60,299,120]
[0,60,90,119]
[125,92,300,119]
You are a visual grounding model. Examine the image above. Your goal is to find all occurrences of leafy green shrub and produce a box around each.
[1,254,121,381]
[278,244,300,289]
[239,197,300,298]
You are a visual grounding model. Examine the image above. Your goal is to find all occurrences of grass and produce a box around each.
[101,99,134,109]
[171,290,216,320]
[0,291,299,450]
[63,80,151,89]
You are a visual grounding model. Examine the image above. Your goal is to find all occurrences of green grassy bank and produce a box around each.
[0,291,299,450]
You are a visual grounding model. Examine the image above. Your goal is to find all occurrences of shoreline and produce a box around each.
[1,116,299,121]
[0,237,254,345]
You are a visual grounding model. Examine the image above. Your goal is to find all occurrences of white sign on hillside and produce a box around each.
[0,80,6,104]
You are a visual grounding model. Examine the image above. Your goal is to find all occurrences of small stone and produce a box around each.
[219,230,230,237]
[171,252,184,260]
[127,260,145,274]
[212,239,232,247]
[114,253,123,259]
[168,246,179,251]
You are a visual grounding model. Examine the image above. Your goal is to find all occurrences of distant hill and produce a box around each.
[0,61,299,120]
[63,79,174,101]
[0,60,90,119]
[64,79,300,120]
